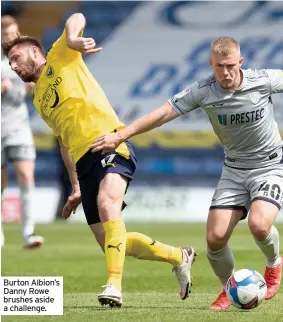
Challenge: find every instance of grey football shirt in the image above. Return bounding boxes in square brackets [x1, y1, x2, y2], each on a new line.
[169, 69, 283, 169]
[1, 55, 29, 138]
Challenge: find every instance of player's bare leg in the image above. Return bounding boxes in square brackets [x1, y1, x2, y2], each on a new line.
[1, 166, 8, 194]
[249, 200, 282, 300]
[13, 159, 44, 249]
[89, 223, 105, 252]
[206, 208, 243, 310]
[97, 173, 128, 308]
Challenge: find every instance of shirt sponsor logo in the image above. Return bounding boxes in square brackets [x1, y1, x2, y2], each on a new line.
[218, 108, 265, 125]
[41, 77, 62, 111]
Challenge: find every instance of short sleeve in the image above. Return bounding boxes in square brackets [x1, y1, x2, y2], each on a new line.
[266, 69, 283, 94]
[47, 29, 82, 62]
[168, 82, 202, 114]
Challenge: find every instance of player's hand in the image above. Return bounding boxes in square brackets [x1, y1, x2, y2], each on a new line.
[62, 188, 82, 220]
[89, 133, 122, 153]
[1, 78, 13, 93]
[67, 37, 102, 54]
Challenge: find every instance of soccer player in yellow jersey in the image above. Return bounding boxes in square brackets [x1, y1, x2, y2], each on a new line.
[2, 13, 197, 307]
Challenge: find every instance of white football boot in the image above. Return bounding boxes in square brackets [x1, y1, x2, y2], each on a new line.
[172, 246, 198, 300]
[98, 283, 123, 308]
[23, 234, 44, 249]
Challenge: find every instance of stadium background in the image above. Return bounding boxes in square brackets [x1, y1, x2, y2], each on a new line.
[2, 1, 283, 224]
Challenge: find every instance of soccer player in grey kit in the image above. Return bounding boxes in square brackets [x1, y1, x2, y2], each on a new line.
[1, 16, 44, 249]
[89, 37, 283, 310]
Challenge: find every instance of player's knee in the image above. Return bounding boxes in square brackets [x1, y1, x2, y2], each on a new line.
[206, 230, 228, 250]
[16, 171, 33, 185]
[97, 193, 121, 220]
[248, 216, 270, 240]
[98, 194, 114, 211]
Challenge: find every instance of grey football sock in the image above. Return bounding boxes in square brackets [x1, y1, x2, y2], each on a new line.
[19, 184, 35, 239]
[207, 244, 235, 288]
[254, 225, 281, 268]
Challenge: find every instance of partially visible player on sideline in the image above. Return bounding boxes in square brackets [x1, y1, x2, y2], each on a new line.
[1, 15, 44, 249]
[89, 38, 283, 310]
[2, 13, 197, 307]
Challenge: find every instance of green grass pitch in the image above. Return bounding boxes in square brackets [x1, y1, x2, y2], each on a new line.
[1, 222, 283, 321]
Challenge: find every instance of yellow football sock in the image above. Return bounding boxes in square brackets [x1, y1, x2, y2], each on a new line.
[126, 232, 183, 267]
[103, 218, 127, 291]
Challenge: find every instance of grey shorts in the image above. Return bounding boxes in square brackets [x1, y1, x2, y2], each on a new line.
[1, 145, 36, 167]
[1, 126, 36, 167]
[210, 163, 283, 219]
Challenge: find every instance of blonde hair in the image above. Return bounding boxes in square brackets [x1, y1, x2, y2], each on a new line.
[210, 37, 240, 56]
[1, 15, 17, 29]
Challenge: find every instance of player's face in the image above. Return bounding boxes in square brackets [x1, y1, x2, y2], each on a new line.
[210, 51, 243, 89]
[8, 45, 37, 82]
[1, 23, 18, 42]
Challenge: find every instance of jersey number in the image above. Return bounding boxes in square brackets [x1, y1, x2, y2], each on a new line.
[101, 154, 116, 168]
[258, 182, 281, 201]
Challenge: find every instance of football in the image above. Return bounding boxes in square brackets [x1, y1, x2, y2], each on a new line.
[226, 269, 267, 309]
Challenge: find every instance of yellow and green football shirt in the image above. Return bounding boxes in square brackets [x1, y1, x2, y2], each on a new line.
[33, 29, 129, 163]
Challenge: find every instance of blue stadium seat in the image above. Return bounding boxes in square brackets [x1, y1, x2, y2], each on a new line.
[42, 28, 62, 53]
[1, 0, 23, 16]
[42, 1, 141, 52]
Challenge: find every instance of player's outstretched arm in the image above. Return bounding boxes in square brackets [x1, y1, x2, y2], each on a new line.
[65, 13, 102, 55]
[89, 102, 179, 152]
[57, 137, 81, 219]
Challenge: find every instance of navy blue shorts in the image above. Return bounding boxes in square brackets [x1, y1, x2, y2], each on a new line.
[76, 142, 137, 225]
